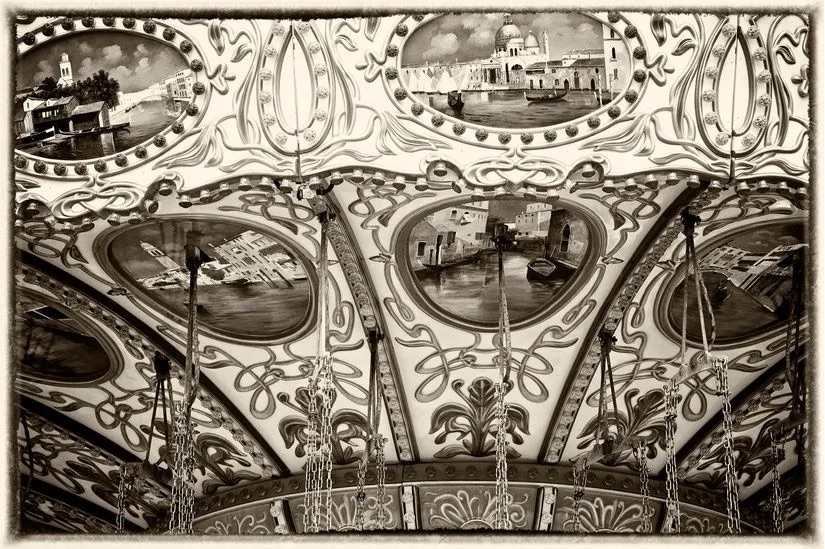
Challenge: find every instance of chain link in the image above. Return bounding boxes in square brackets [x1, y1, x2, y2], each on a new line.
[375, 435, 387, 530]
[304, 354, 335, 533]
[634, 444, 652, 533]
[663, 383, 681, 534]
[770, 427, 785, 534]
[353, 458, 367, 531]
[115, 463, 136, 534]
[713, 357, 741, 534]
[494, 381, 511, 530]
[169, 401, 196, 535]
[572, 462, 587, 533]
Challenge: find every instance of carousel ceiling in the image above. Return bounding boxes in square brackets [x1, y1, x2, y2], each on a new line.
[9, 9, 814, 538]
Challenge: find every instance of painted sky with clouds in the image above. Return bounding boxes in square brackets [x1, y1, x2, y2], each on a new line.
[402, 12, 604, 65]
[16, 31, 187, 93]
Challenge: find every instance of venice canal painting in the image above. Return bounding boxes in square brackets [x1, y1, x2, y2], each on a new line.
[408, 200, 590, 324]
[109, 220, 312, 340]
[400, 13, 631, 128]
[15, 31, 190, 160]
[668, 223, 807, 342]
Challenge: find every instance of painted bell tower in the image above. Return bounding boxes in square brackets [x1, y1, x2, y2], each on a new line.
[57, 52, 74, 87]
[140, 241, 180, 271]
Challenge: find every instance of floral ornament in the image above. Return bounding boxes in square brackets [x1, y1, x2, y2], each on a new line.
[171, 122, 184, 133]
[475, 129, 488, 141]
[453, 123, 466, 135]
[607, 12, 621, 23]
[190, 59, 203, 72]
[162, 27, 176, 41]
[143, 20, 156, 33]
[296, 21, 311, 33]
[411, 103, 424, 116]
[394, 88, 408, 100]
[114, 154, 128, 167]
[102, 17, 116, 26]
[791, 64, 809, 97]
[386, 44, 399, 57]
[33, 160, 47, 174]
[53, 164, 67, 176]
[712, 45, 727, 57]
[14, 156, 27, 169]
[273, 23, 286, 36]
[702, 89, 716, 102]
[316, 87, 329, 99]
[412, 14, 426, 22]
[757, 69, 771, 82]
[81, 17, 95, 28]
[314, 109, 327, 121]
[498, 132, 511, 144]
[122, 18, 135, 29]
[742, 134, 757, 147]
[633, 69, 646, 82]
[704, 112, 719, 125]
[429, 378, 529, 459]
[264, 45, 277, 57]
[308, 42, 321, 54]
[61, 18, 75, 31]
[705, 66, 719, 79]
[22, 32, 36, 45]
[278, 386, 368, 464]
[186, 104, 199, 117]
[561, 496, 645, 533]
[275, 133, 288, 145]
[260, 68, 272, 81]
[385, 67, 398, 80]
[721, 23, 737, 37]
[753, 47, 767, 61]
[587, 117, 601, 129]
[259, 91, 272, 103]
[716, 132, 730, 146]
[264, 114, 277, 126]
[135, 146, 148, 159]
[431, 114, 444, 127]
[74, 163, 88, 175]
[632, 46, 646, 60]
[746, 25, 760, 38]
[624, 25, 638, 38]
[565, 125, 578, 137]
[426, 489, 531, 529]
[303, 129, 316, 141]
[607, 106, 621, 119]
[42, 22, 55, 36]
[396, 24, 409, 37]
[153, 135, 167, 147]
[179, 40, 193, 54]
[757, 93, 771, 107]
[753, 115, 767, 129]
[192, 82, 206, 95]
[624, 89, 638, 103]
[520, 133, 533, 144]
[313, 63, 327, 76]
[93, 160, 107, 173]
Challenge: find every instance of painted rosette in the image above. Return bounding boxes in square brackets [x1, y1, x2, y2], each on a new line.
[14, 16, 208, 176]
[258, 20, 334, 154]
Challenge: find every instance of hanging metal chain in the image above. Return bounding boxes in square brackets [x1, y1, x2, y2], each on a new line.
[770, 427, 785, 534]
[663, 383, 681, 534]
[713, 356, 741, 534]
[493, 227, 512, 531]
[634, 444, 652, 533]
[353, 458, 367, 531]
[115, 463, 136, 534]
[375, 435, 387, 530]
[572, 462, 587, 534]
[168, 401, 196, 535]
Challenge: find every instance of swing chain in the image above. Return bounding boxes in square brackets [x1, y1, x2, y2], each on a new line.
[304, 355, 335, 533]
[663, 383, 681, 534]
[494, 381, 512, 530]
[770, 426, 785, 534]
[169, 402, 196, 535]
[115, 463, 136, 534]
[572, 462, 587, 533]
[634, 444, 652, 533]
[375, 434, 387, 530]
[714, 357, 741, 534]
[354, 458, 367, 531]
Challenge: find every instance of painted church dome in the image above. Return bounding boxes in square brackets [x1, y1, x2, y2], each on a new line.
[495, 14, 522, 49]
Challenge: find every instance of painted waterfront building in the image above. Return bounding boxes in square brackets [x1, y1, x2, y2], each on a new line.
[411, 202, 490, 268]
[515, 203, 553, 239]
[400, 13, 630, 92]
[210, 231, 306, 289]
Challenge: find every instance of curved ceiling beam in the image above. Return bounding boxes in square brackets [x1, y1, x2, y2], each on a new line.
[17, 251, 288, 475]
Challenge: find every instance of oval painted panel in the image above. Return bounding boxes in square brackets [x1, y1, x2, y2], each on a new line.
[15, 30, 189, 160]
[400, 13, 629, 128]
[401, 199, 595, 328]
[15, 296, 113, 384]
[106, 219, 314, 341]
[666, 222, 807, 344]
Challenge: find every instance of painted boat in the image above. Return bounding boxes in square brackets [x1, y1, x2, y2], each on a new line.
[16, 127, 56, 147]
[421, 251, 480, 271]
[57, 122, 131, 137]
[447, 90, 464, 113]
[526, 258, 557, 281]
[524, 89, 568, 102]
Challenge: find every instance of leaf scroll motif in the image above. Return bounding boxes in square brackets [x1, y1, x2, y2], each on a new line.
[429, 378, 529, 459]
